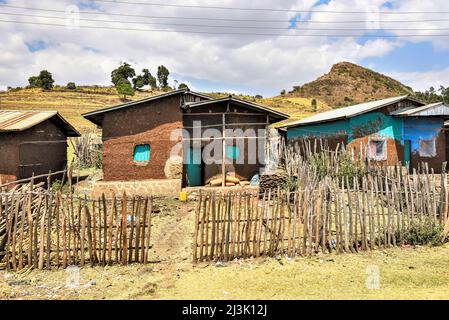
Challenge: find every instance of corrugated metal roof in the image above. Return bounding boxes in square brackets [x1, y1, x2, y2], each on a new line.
[391, 102, 449, 116]
[281, 95, 412, 128]
[0, 110, 80, 136]
[185, 96, 289, 122]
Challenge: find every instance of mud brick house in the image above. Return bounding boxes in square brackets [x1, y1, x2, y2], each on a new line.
[83, 89, 288, 189]
[281, 96, 449, 172]
[0, 110, 80, 184]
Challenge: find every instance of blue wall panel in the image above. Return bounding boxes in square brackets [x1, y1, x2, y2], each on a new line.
[403, 118, 444, 153]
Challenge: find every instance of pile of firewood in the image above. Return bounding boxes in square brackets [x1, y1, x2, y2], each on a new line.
[259, 170, 289, 195]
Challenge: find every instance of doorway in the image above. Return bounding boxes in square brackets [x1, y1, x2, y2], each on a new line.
[403, 140, 411, 172]
[186, 147, 203, 186]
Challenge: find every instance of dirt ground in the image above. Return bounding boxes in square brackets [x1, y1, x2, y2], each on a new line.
[1, 198, 449, 300]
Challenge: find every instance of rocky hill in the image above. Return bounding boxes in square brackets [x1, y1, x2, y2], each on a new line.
[288, 61, 414, 107]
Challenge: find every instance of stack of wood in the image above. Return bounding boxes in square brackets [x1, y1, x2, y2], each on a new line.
[206, 173, 250, 187]
[259, 169, 289, 195]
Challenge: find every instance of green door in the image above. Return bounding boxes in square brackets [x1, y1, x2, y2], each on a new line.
[186, 147, 202, 186]
[404, 140, 411, 171]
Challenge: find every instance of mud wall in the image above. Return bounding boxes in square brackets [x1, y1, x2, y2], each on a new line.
[101, 95, 184, 181]
[0, 120, 68, 181]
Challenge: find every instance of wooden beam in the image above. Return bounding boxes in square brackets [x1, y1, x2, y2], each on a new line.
[184, 112, 266, 116]
[222, 112, 226, 187]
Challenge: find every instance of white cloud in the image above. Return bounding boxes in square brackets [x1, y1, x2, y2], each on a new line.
[390, 67, 449, 91]
[0, 0, 446, 96]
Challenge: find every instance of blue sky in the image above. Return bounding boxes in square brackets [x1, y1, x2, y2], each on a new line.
[362, 41, 449, 73]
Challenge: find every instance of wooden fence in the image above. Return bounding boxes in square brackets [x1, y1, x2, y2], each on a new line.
[193, 166, 449, 262]
[0, 188, 153, 271]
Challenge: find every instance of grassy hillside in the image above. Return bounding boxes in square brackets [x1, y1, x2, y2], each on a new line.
[289, 61, 414, 107]
[0, 87, 328, 132]
[208, 92, 330, 127]
[0, 87, 166, 133]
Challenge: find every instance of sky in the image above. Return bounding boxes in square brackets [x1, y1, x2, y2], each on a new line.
[1, 0, 449, 97]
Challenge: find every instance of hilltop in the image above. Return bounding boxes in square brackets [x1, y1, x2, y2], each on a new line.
[287, 61, 414, 107]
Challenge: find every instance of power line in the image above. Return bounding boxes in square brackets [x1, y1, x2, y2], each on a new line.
[3, 4, 449, 24]
[2, 18, 449, 37]
[3, 12, 449, 32]
[92, 0, 449, 14]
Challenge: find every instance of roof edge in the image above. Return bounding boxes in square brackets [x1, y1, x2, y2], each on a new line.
[280, 95, 418, 129]
[82, 89, 213, 121]
[185, 96, 290, 120]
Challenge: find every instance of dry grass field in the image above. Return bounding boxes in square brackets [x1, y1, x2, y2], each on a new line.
[1, 197, 448, 300]
[0, 87, 167, 133]
[0, 87, 328, 133]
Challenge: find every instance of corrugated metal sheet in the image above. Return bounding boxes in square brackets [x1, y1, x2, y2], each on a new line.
[0, 110, 57, 131]
[391, 102, 449, 117]
[281, 95, 411, 128]
[0, 110, 80, 136]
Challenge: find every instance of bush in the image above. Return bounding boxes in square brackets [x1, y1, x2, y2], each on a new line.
[52, 179, 62, 192]
[402, 218, 444, 246]
[307, 150, 366, 185]
[67, 82, 76, 90]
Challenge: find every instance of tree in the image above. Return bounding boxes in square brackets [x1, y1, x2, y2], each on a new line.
[66, 82, 76, 90]
[115, 78, 135, 100]
[142, 69, 157, 89]
[28, 70, 55, 90]
[280, 89, 286, 96]
[178, 83, 190, 90]
[111, 62, 136, 86]
[255, 94, 263, 99]
[28, 76, 40, 88]
[311, 98, 317, 111]
[157, 65, 170, 89]
[38, 70, 55, 90]
[132, 75, 145, 90]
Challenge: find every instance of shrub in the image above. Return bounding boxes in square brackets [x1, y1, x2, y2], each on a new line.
[307, 150, 366, 185]
[52, 179, 62, 192]
[402, 218, 444, 246]
[67, 82, 76, 90]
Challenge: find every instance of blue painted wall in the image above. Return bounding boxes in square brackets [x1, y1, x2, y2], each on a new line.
[348, 112, 403, 141]
[287, 120, 348, 139]
[403, 118, 444, 153]
[287, 112, 403, 142]
[286, 112, 444, 153]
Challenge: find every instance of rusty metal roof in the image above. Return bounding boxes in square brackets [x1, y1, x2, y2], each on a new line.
[0, 110, 80, 136]
[280, 95, 419, 128]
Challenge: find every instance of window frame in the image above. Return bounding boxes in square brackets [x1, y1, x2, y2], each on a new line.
[133, 144, 151, 164]
[418, 138, 436, 158]
[367, 138, 387, 161]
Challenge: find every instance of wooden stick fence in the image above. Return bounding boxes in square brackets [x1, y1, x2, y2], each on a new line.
[0, 190, 153, 271]
[193, 168, 449, 262]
